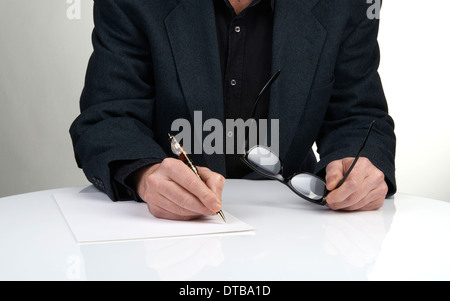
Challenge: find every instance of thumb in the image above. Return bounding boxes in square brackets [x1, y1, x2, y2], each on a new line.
[325, 160, 345, 191]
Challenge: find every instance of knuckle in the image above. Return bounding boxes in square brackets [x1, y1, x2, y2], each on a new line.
[374, 170, 385, 183]
[161, 157, 177, 169]
[216, 174, 226, 186]
[147, 174, 162, 191]
[379, 183, 389, 197]
[346, 193, 359, 205]
[325, 161, 338, 173]
[346, 178, 359, 191]
[359, 157, 370, 166]
[199, 189, 215, 205]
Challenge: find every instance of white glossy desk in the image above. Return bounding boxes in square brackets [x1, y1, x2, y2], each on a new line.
[1, 179, 449, 281]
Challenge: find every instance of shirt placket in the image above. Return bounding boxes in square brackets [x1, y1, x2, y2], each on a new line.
[224, 15, 246, 120]
[224, 15, 246, 157]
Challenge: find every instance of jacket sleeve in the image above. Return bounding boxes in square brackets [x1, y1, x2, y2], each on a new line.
[69, 0, 167, 201]
[314, 5, 397, 196]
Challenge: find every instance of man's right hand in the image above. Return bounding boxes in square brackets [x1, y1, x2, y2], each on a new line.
[134, 158, 225, 221]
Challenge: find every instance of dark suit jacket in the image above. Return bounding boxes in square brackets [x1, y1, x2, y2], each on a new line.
[70, 0, 396, 201]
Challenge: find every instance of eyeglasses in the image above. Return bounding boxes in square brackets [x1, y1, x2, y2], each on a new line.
[240, 70, 375, 206]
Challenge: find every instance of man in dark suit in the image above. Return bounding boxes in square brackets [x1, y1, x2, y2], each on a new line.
[70, 0, 396, 220]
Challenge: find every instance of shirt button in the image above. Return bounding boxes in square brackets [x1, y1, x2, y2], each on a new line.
[230, 79, 237, 86]
[234, 26, 241, 33]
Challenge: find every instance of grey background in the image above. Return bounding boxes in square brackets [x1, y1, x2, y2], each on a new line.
[0, 0, 92, 196]
[1, 0, 450, 201]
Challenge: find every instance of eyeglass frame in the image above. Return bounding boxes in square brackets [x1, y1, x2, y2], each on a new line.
[239, 69, 375, 206]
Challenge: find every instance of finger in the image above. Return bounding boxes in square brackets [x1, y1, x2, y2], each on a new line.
[155, 177, 218, 215]
[328, 161, 388, 211]
[328, 174, 373, 210]
[327, 176, 368, 210]
[326, 166, 366, 209]
[197, 167, 226, 199]
[325, 159, 347, 191]
[326, 157, 377, 209]
[159, 158, 222, 213]
[346, 172, 388, 211]
[341, 184, 387, 211]
[147, 202, 202, 221]
[357, 198, 384, 211]
[341, 164, 387, 211]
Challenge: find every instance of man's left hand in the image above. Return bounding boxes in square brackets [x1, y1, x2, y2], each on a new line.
[325, 157, 388, 211]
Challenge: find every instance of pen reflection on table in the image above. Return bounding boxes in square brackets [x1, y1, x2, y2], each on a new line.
[168, 134, 226, 223]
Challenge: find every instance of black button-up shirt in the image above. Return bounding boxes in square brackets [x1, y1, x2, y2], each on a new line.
[214, 0, 274, 178]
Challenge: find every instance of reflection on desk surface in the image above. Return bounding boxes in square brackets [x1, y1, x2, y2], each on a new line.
[78, 191, 395, 281]
[0, 180, 449, 280]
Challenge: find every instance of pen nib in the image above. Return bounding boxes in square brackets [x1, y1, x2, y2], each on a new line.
[217, 210, 226, 223]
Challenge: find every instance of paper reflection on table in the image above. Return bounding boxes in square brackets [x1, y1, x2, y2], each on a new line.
[144, 235, 224, 280]
[78, 234, 228, 280]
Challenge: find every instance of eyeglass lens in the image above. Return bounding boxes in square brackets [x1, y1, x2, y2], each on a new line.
[290, 174, 327, 200]
[246, 146, 327, 199]
[247, 147, 281, 174]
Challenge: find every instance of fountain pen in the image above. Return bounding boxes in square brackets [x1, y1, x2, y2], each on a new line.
[168, 134, 226, 223]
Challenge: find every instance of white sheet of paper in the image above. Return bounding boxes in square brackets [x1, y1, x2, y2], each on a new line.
[53, 192, 253, 243]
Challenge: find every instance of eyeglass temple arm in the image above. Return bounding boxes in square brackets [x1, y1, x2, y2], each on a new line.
[248, 69, 281, 121]
[244, 70, 281, 151]
[334, 120, 375, 190]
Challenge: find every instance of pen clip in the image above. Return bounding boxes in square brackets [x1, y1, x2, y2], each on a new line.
[168, 134, 183, 156]
[168, 133, 201, 179]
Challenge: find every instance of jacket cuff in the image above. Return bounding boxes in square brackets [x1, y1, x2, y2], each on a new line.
[111, 158, 163, 201]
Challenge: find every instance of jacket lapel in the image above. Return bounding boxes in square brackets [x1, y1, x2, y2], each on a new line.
[164, 0, 327, 173]
[164, 0, 226, 173]
[269, 0, 326, 160]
